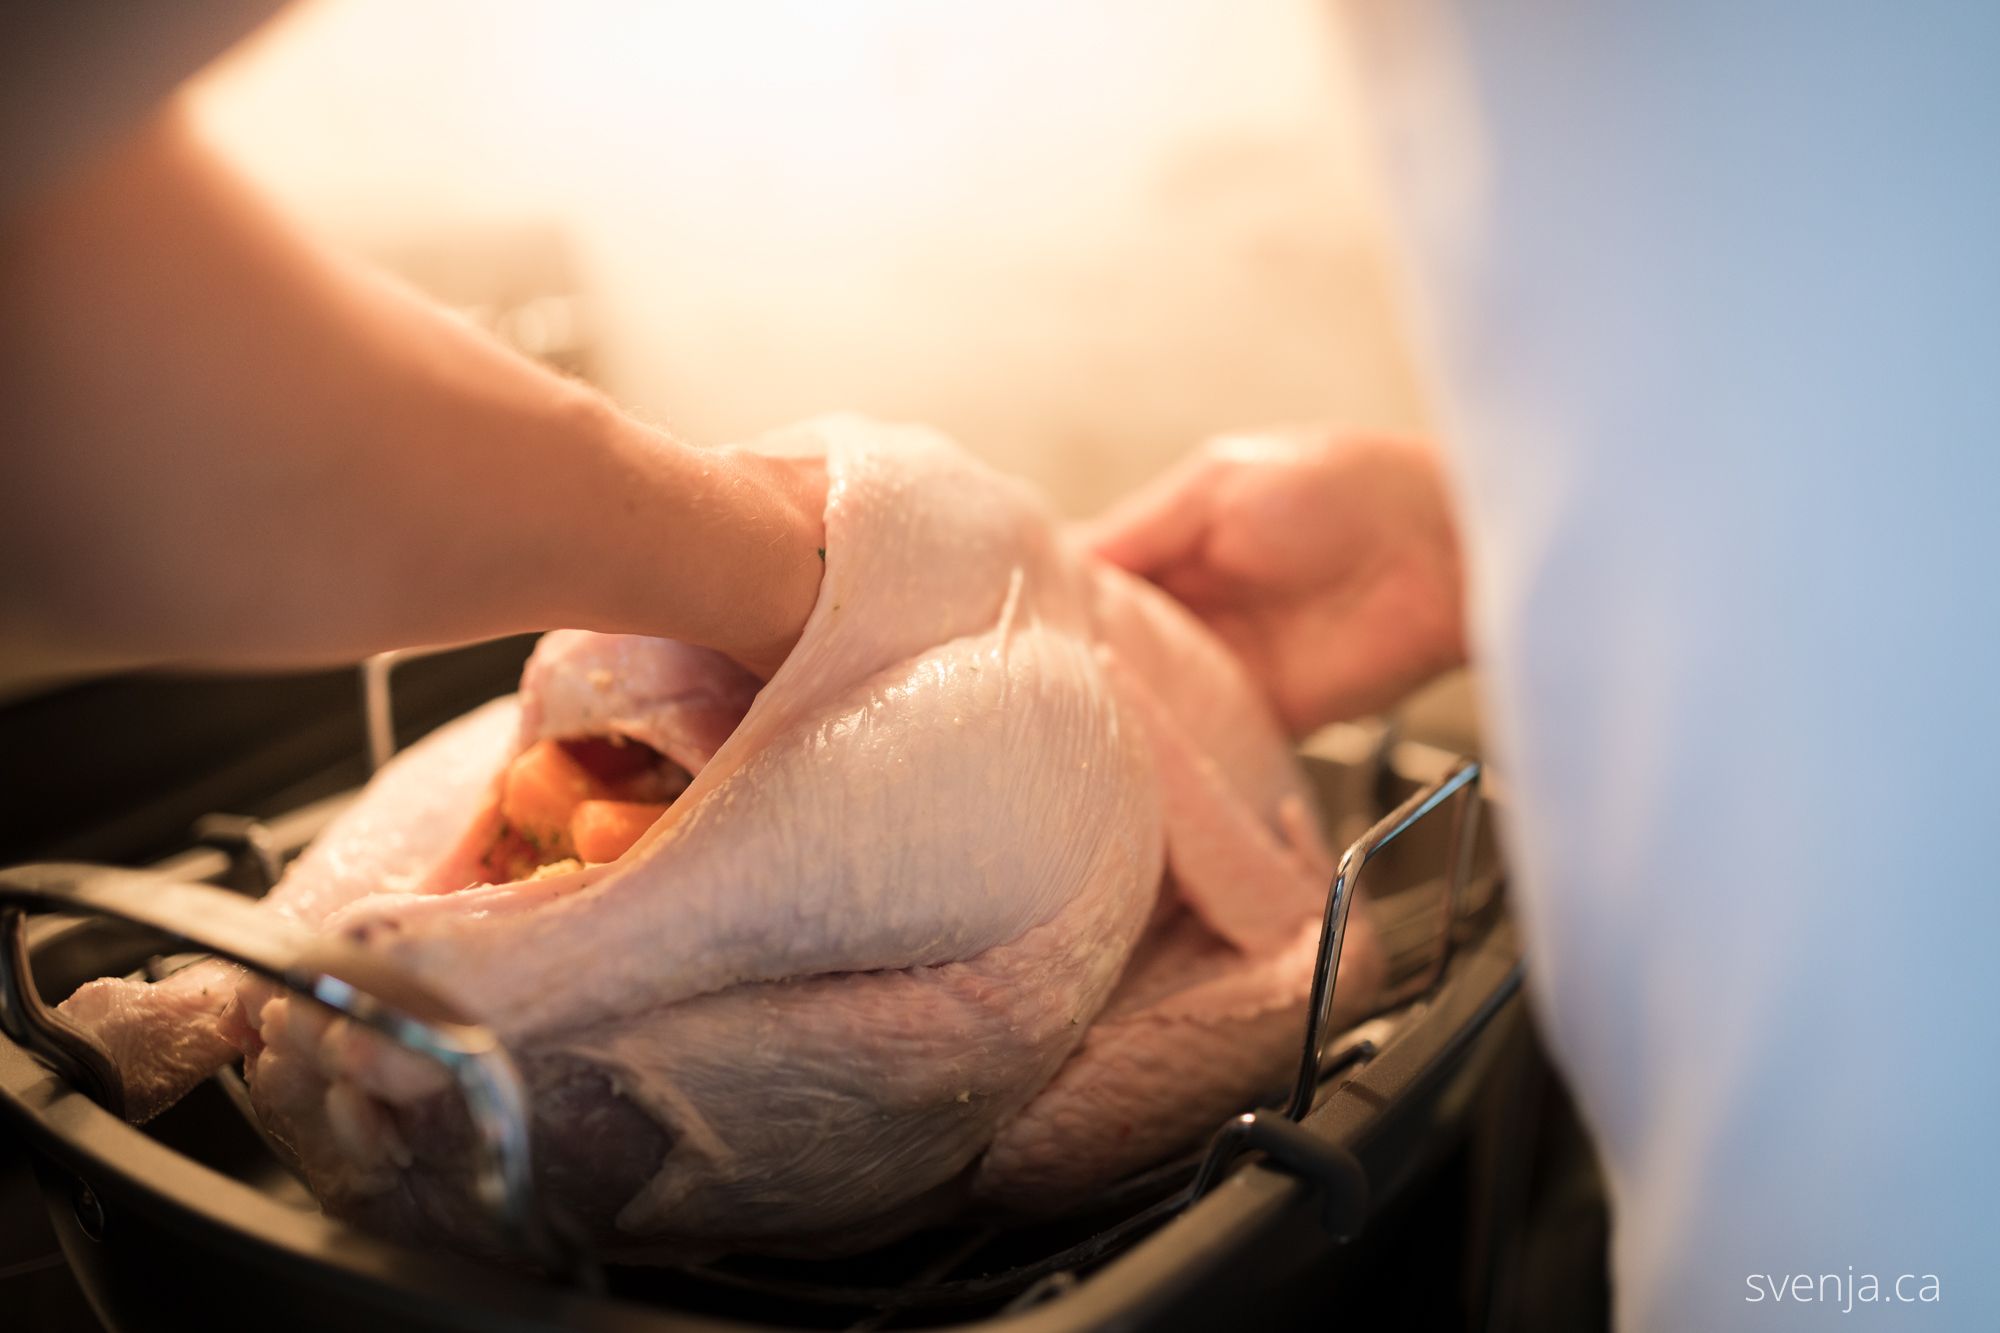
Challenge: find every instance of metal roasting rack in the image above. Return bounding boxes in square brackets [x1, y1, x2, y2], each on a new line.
[0, 866, 590, 1284]
[0, 649, 1496, 1321]
[361, 644, 474, 775]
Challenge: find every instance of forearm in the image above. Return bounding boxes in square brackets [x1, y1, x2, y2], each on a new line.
[0, 105, 821, 682]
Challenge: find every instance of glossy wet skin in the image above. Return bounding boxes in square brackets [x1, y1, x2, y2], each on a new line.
[57, 416, 1384, 1258]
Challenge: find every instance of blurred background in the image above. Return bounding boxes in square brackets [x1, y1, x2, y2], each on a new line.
[0, 0, 1475, 869]
[183, 0, 1432, 516]
[7, 14, 1560, 1329]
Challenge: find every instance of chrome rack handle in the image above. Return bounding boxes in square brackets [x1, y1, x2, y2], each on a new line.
[363, 637, 524, 773]
[1283, 757, 1482, 1121]
[1184, 752, 1488, 1232]
[0, 862, 594, 1286]
[361, 644, 464, 773]
[1183, 757, 1485, 1230]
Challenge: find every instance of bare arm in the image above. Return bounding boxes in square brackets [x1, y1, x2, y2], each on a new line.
[0, 104, 825, 684]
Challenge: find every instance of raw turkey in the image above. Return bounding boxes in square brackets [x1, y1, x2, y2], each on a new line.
[57, 415, 1385, 1258]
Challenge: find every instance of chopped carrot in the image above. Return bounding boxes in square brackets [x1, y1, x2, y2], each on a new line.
[570, 799, 670, 864]
[490, 737, 684, 875]
[499, 739, 597, 859]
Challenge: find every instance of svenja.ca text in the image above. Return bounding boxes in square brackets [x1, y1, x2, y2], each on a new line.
[1746, 1270, 1941, 1313]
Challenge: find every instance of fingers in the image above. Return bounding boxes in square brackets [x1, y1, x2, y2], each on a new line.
[1152, 556, 1249, 611]
[1084, 428, 1335, 576]
[1080, 449, 1221, 577]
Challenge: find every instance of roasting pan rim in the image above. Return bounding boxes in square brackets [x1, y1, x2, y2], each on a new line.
[0, 912, 1519, 1333]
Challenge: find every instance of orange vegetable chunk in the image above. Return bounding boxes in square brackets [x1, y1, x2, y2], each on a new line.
[570, 799, 670, 864]
[499, 739, 597, 857]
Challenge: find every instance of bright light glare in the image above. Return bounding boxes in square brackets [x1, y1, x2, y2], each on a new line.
[189, 0, 1426, 514]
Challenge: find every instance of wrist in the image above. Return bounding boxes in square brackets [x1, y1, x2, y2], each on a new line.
[710, 444, 829, 676]
[574, 411, 827, 677]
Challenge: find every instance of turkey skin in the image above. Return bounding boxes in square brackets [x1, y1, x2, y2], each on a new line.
[58, 416, 1384, 1258]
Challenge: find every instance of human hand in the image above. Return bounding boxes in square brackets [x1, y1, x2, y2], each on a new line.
[727, 447, 830, 678]
[657, 442, 829, 681]
[1085, 428, 1467, 735]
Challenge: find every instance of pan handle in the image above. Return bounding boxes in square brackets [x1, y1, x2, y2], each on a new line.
[0, 863, 593, 1284]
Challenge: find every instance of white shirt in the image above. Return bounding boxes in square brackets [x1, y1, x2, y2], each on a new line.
[1353, 3, 2000, 1327]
